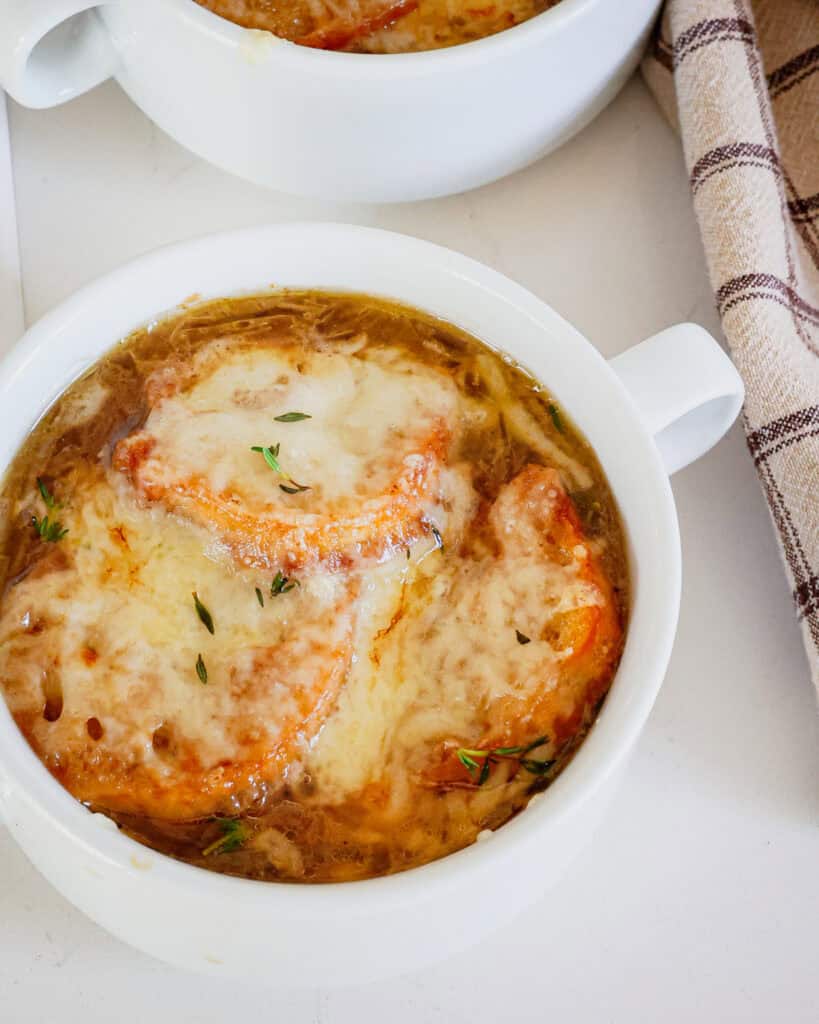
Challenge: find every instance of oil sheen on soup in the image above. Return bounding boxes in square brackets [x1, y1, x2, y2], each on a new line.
[195, 0, 562, 52]
[0, 290, 627, 883]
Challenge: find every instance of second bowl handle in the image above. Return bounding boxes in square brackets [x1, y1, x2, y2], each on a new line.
[0, 0, 119, 109]
[609, 323, 744, 476]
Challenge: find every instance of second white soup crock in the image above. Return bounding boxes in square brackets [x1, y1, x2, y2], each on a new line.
[0, 0, 663, 200]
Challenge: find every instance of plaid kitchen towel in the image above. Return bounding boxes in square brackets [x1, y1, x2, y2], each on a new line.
[643, 0, 819, 693]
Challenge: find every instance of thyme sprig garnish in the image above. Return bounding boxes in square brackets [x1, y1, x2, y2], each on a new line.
[31, 514, 68, 543]
[201, 817, 248, 856]
[32, 477, 67, 542]
[270, 570, 299, 596]
[455, 735, 553, 787]
[274, 412, 311, 422]
[251, 442, 311, 494]
[251, 443, 282, 473]
[196, 653, 208, 685]
[548, 402, 565, 434]
[192, 592, 215, 634]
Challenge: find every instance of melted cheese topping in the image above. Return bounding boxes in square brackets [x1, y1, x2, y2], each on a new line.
[0, 292, 626, 879]
[307, 466, 617, 800]
[0, 468, 363, 818]
[115, 342, 457, 572]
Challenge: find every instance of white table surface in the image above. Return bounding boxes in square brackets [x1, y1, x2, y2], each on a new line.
[3, 74, 819, 1023]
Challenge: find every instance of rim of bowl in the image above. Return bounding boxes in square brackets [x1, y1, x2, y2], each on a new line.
[0, 223, 681, 912]
[164, 0, 604, 70]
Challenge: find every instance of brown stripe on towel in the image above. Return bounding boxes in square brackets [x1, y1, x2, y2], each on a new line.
[673, 16, 755, 66]
[788, 194, 819, 225]
[715, 273, 819, 332]
[747, 406, 819, 455]
[794, 575, 819, 621]
[767, 44, 819, 99]
[640, 0, 819, 689]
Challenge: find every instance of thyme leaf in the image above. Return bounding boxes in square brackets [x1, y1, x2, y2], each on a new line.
[454, 735, 552, 786]
[255, 586, 264, 607]
[36, 477, 61, 510]
[196, 653, 208, 685]
[252, 443, 310, 493]
[274, 412, 311, 422]
[201, 817, 247, 856]
[251, 444, 283, 474]
[31, 514, 68, 543]
[515, 629, 531, 645]
[431, 525, 444, 551]
[519, 758, 556, 777]
[457, 749, 480, 775]
[192, 592, 215, 634]
[548, 402, 564, 434]
[494, 735, 549, 757]
[270, 570, 299, 596]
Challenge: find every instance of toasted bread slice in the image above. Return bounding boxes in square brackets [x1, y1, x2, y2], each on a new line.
[0, 473, 361, 820]
[114, 340, 456, 573]
[420, 465, 623, 788]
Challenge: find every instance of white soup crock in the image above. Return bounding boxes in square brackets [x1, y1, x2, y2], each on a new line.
[0, 0, 662, 201]
[0, 224, 742, 983]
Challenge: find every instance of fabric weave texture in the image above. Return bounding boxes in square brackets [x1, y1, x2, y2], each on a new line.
[642, 0, 819, 692]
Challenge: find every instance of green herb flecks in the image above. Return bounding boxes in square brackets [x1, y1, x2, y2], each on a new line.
[251, 442, 310, 494]
[457, 749, 480, 774]
[31, 514, 68, 543]
[32, 477, 67, 541]
[274, 412, 311, 423]
[255, 587, 264, 607]
[36, 477, 61, 510]
[279, 480, 311, 495]
[270, 570, 299, 596]
[192, 592, 215, 634]
[515, 629, 531, 645]
[548, 402, 565, 434]
[196, 653, 208, 685]
[201, 817, 248, 857]
[519, 758, 554, 776]
[454, 735, 553, 787]
[250, 443, 283, 474]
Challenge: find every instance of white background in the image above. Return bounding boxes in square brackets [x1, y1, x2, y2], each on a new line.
[2, 74, 818, 1022]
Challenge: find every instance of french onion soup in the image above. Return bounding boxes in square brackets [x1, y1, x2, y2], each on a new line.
[0, 291, 627, 882]
[195, 0, 562, 52]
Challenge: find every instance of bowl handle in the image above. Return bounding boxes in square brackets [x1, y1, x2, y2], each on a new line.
[0, 0, 119, 109]
[609, 323, 744, 476]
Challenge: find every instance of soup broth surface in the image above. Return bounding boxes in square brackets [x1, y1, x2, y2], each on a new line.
[0, 291, 627, 882]
[196, 0, 562, 52]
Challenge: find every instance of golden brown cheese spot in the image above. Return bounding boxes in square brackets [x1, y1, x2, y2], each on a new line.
[0, 474, 363, 819]
[114, 342, 458, 573]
